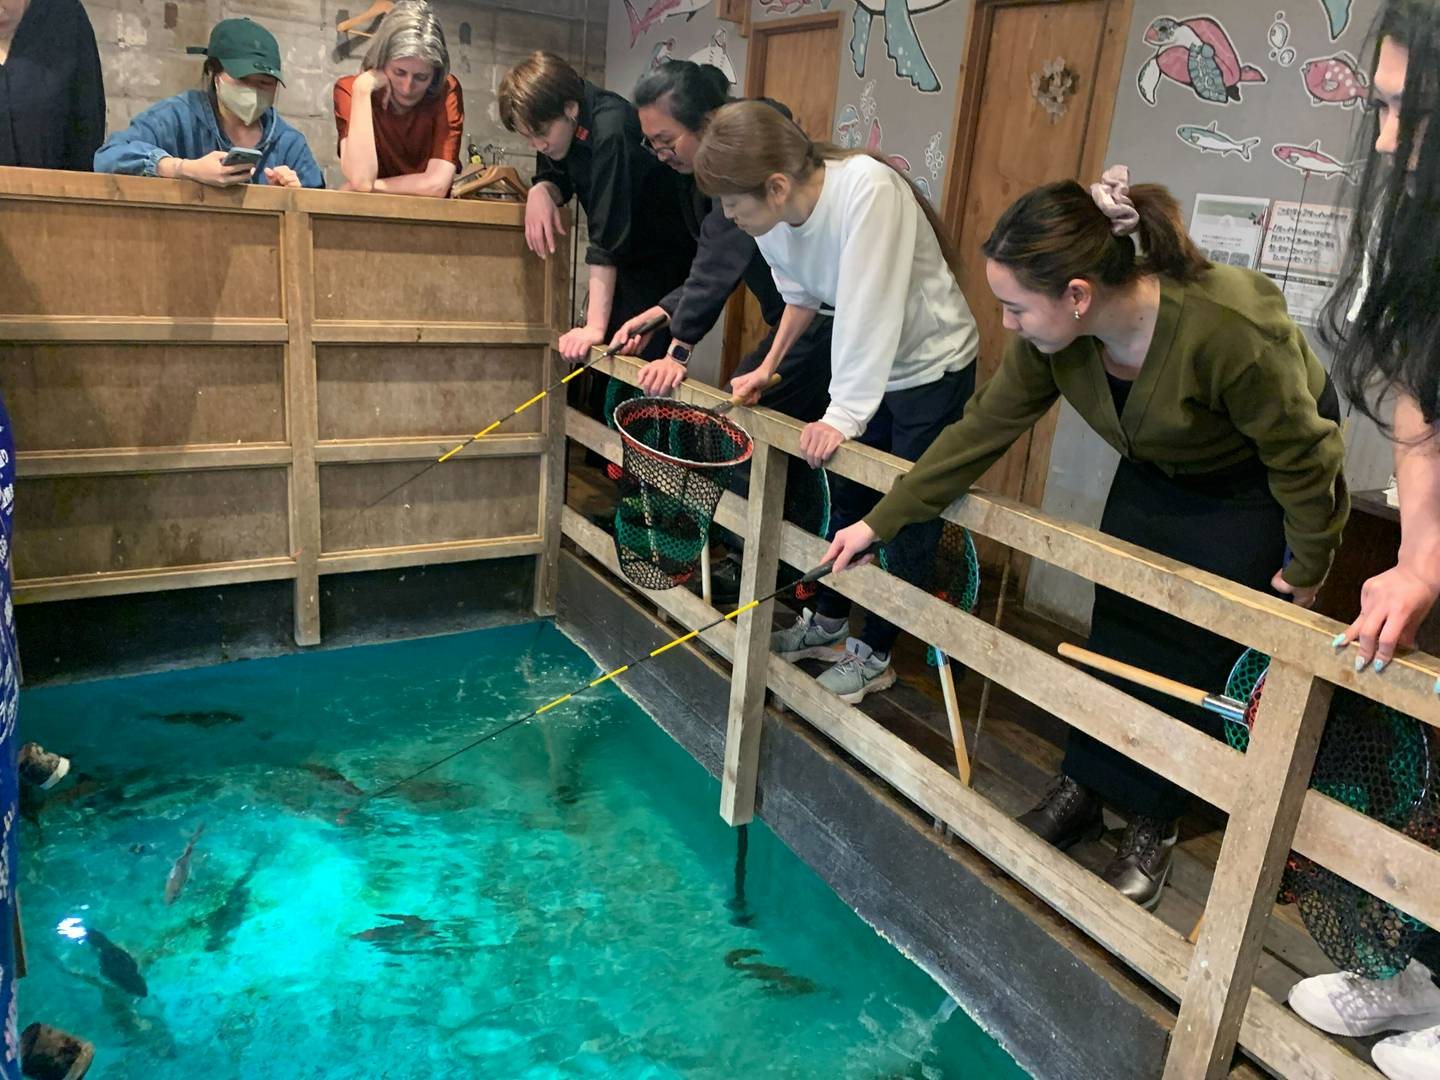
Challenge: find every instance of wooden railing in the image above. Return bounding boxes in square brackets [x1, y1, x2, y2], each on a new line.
[563, 353, 1440, 1080]
[0, 168, 568, 643]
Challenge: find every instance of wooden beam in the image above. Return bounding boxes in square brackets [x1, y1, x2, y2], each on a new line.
[17, 445, 292, 477]
[1165, 664, 1333, 1079]
[317, 534, 543, 575]
[721, 439, 787, 825]
[283, 208, 322, 646]
[533, 346, 567, 617]
[14, 556, 296, 603]
[314, 435, 544, 464]
[310, 321, 553, 345]
[588, 357, 1440, 724]
[0, 317, 289, 343]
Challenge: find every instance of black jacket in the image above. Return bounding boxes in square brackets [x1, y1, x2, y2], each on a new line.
[0, 0, 105, 170]
[532, 80, 693, 300]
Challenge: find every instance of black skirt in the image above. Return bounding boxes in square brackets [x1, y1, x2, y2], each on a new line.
[1062, 454, 1287, 820]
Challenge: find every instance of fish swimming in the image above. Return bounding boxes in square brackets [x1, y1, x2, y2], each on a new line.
[86, 929, 148, 998]
[724, 948, 819, 996]
[300, 764, 363, 797]
[1176, 121, 1261, 161]
[145, 711, 243, 728]
[164, 823, 204, 905]
[351, 913, 437, 947]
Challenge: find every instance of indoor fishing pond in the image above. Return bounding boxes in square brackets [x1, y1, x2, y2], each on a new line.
[15, 622, 1028, 1078]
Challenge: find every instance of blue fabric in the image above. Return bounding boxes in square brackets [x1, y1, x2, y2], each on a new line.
[94, 90, 324, 188]
[0, 395, 18, 1078]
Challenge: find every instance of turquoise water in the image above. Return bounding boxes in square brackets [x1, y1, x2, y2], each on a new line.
[18, 623, 1027, 1079]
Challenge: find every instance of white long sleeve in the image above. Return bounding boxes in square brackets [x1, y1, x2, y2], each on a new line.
[755, 155, 979, 438]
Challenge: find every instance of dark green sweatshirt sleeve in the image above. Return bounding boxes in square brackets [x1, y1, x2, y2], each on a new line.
[865, 338, 1061, 540]
[1217, 328, 1349, 587]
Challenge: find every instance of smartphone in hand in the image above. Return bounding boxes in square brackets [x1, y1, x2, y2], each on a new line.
[221, 146, 263, 168]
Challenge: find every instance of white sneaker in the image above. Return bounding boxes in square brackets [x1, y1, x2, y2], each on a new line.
[815, 638, 897, 704]
[1374, 1024, 1440, 1080]
[770, 608, 847, 662]
[1288, 961, 1440, 1037]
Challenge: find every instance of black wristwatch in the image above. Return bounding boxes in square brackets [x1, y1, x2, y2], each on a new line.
[666, 342, 692, 366]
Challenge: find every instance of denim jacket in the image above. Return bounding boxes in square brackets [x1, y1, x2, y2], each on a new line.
[94, 90, 324, 188]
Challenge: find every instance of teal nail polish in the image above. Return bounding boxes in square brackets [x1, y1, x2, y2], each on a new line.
[1374, 659, 1388, 674]
[1332, 633, 1347, 648]
[1434, 677, 1440, 695]
[1355, 656, 1367, 673]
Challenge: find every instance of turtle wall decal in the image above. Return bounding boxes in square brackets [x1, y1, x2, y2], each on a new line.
[1137, 15, 1268, 106]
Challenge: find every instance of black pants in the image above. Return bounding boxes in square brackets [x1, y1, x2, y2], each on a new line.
[732, 314, 834, 424]
[812, 364, 977, 654]
[1062, 456, 1287, 819]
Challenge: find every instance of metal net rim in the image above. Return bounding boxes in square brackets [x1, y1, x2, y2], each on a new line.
[612, 397, 754, 471]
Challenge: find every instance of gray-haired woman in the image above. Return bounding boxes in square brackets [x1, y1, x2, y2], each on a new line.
[333, 0, 463, 197]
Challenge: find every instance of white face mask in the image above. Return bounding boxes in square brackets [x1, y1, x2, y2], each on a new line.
[215, 76, 274, 126]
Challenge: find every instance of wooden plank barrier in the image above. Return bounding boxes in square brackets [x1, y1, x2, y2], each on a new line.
[566, 354, 1440, 1080]
[0, 167, 568, 643]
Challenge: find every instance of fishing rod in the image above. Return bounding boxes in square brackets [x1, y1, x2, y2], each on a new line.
[347, 312, 670, 521]
[339, 551, 864, 822]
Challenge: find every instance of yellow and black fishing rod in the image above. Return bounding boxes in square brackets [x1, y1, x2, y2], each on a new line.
[352, 312, 670, 518]
[338, 553, 859, 822]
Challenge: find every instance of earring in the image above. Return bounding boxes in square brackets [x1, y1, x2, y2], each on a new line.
[1073, 308, 1081, 321]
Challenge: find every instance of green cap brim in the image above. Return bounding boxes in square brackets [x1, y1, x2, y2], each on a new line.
[217, 57, 286, 85]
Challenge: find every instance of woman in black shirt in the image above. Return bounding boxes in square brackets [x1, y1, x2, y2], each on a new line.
[0, 0, 105, 170]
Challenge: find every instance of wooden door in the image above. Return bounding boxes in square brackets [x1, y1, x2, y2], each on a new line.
[942, 0, 1133, 561]
[719, 12, 842, 384]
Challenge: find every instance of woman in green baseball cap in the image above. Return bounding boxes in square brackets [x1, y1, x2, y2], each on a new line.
[94, 17, 324, 188]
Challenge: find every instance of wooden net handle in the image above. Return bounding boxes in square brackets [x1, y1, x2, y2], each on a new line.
[1057, 642, 1211, 708]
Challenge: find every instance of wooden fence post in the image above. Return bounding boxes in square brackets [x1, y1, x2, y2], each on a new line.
[533, 345, 566, 617]
[1163, 661, 1333, 1078]
[719, 438, 787, 825]
[282, 206, 321, 646]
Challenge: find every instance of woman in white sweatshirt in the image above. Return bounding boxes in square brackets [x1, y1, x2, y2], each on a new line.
[692, 100, 982, 703]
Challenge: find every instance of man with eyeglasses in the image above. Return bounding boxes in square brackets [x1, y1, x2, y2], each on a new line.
[498, 50, 695, 366]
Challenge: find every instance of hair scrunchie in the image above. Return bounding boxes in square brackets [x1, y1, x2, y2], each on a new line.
[1090, 165, 1140, 237]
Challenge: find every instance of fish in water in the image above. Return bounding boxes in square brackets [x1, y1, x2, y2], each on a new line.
[205, 852, 263, 953]
[1175, 121, 1261, 161]
[352, 914, 437, 948]
[86, 929, 148, 998]
[144, 710, 243, 728]
[164, 823, 205, 905]
[301, 763, 363, 797]
[723, 948, 819, 997]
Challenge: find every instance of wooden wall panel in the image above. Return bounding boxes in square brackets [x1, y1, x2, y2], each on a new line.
[319, 456, 541, 553]
[14, 468, 289, 580]
[309, 218, 546, 324]
[0, 201, 282, 319]
[0, 344, 285, 450]
[315, 344, 544, 440]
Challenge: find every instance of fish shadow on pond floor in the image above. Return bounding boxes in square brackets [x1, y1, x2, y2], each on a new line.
[142, 710, 245, 728]
[204, 852, 265, 954]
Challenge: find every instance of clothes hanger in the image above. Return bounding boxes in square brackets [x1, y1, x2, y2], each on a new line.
[337, 0, 393, 37]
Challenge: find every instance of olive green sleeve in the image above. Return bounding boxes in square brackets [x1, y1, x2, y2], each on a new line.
[864, 340, 1061, 541]
[1218, 330, 1350, 587]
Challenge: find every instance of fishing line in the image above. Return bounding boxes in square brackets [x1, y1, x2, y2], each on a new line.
[336, 312, 670, 540]
[338, 553, 863, 822]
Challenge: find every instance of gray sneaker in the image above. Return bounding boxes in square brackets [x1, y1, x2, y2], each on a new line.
[816, 638, 897, 704]
[771, 608, 847, 662]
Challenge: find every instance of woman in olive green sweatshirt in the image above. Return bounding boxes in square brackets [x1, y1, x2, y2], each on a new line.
[824, 168, 1349, 910]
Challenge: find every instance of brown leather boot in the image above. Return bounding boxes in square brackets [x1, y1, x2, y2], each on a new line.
[1017, 775, 1103, 850]
[20, 1023, 94, 1080]
[1101, 815, 1178, 911]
